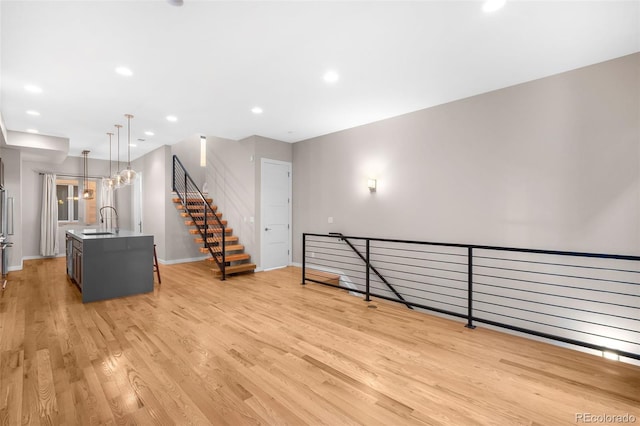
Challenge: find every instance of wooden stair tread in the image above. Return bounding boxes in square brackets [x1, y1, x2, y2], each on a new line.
[199, 244, 244, 254]
[185, 219, 228, 226]
[207, 253, 250, 262]
[180, 212, 222, 218]
[189, 228, 233, 235]
[173, 197, 213, 203]
[305, 269, 340, 286]
[173, 189, 255, 279]
[194, 236, 239, 244]
[176, 204, 217, 211]
[212, 263, 257, 277]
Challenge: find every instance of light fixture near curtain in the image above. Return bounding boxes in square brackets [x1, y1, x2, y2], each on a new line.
[81, 150, 95, 200]
[120, 113, 137, 185]
[113, 124, 124, 189]
[103, 132, 115, 189]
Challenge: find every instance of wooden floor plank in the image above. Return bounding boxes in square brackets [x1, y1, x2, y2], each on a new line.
[1, 258, 639, 425]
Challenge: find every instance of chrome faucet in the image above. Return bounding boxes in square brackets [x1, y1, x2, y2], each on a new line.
[99, 206, 119, 233]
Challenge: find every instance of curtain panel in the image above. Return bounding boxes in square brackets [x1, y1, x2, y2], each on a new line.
[40, 173, 58, 256]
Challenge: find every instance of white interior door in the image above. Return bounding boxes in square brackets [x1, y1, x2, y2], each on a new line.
[132, 172, 143, 233]
[261, 159, 291, 270]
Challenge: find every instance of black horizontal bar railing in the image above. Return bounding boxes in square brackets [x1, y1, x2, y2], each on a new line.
[329, 232, 413, 309]
[172, 155, 226, 280]
[302, 232, 640, 362]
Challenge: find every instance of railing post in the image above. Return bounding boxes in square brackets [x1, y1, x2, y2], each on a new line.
[466, 246, 476, 329]
[301, 233, 306, 285]
[221, 222, 226, 281]
[172, 156, 176, 192]
[365, 239, 371, 302]
[203, 203, 207, 249]
[183, 173, 187, 206]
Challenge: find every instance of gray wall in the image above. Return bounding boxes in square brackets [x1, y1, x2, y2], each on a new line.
[202, 135, 293, 269]
[292, 53, 640, 262]
[166, 138, 204, 262]
[3, 148, 21, 269]
[206, 136, 257, 264]
[21, 154, 112, 262]
[253, 135, 293, 268]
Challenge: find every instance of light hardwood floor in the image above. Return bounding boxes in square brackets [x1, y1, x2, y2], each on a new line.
[1, 258, 639, 425]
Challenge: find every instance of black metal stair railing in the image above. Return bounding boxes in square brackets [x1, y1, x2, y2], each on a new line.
[302, 232, 640, 363]
[172, 155, 226, 280]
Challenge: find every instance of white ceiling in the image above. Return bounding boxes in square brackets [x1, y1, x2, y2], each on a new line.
[1, 0, 639, 161]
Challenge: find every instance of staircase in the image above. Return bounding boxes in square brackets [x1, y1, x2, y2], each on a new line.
[172, 155, 256, 280]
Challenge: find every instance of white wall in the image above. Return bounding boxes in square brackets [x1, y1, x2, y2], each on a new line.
[292, 53, 640, 262]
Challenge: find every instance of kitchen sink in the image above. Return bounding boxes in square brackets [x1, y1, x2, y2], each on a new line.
[82, 231, 113, 235]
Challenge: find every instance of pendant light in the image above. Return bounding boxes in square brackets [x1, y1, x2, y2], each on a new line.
[81, 150, 95, 200]
[113, 124, 124, 189]
[120, 113, 137, 185]
[103, 132, 115, 189]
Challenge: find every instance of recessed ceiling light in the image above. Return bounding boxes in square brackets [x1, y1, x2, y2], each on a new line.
[115, 66, 133, 76]
[166, 115, 178, 122]
[251, 106, 263, 114]
[323, 70, 339, 83]
[144, 131, 154, 136]
[26, 129, 39, 134]
[483, 0, 506, 13]
[24, 84, 43, 94]
[26, 110, 40, 116]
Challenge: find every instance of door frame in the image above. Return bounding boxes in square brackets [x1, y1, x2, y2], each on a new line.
[260, 158, 292, 271]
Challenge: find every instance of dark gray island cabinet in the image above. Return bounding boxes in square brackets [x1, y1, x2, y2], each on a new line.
[66, 229, 154, 303]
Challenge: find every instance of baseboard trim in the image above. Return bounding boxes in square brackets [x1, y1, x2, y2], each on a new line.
[158, 256, 209, 265]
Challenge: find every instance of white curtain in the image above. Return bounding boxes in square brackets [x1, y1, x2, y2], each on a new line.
[100, 179, 115, 229]
[40, 173, 58, 256]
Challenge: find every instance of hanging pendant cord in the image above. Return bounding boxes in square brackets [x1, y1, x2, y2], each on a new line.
[125, 114, 133, 169]
[107, 133, 112, 176]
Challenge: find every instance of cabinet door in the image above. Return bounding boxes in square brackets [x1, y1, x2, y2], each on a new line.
[77, 252, 83, 289]
[66, 238, 73, 277]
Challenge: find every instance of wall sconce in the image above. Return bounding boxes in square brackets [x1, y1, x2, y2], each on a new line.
[367, 178, 377, 192]
[200, 135, 206, 167]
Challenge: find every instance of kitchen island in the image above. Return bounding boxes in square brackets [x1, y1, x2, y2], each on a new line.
[66, 229, 154, 303]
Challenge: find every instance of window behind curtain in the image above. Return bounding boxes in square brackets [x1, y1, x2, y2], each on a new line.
[56, 178, 97, 223]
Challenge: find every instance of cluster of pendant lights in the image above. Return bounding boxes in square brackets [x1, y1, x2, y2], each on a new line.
[103, 114, 137, 189]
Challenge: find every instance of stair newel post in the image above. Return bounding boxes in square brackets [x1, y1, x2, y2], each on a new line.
[203, 198, 207, 250]
[183, 173, 188, 208]
[172, 156, 176, 192]
[301, 233, 306, 285]
[466, 246, 476, 329]
[365, 239, 371, 302]
[221, 221, 226, 281]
